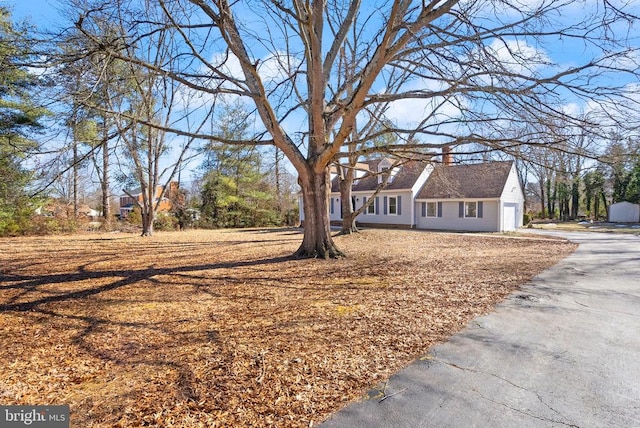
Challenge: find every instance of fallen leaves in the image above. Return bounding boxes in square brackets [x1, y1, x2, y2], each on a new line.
[0, 228, 576, 427]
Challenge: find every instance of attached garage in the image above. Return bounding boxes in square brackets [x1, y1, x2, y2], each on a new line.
[502, 203, 518, 232]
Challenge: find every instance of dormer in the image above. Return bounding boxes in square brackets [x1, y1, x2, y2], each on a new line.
[377, 158, 398, 184]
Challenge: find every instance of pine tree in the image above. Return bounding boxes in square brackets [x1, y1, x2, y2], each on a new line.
[0, 8, 48, 235]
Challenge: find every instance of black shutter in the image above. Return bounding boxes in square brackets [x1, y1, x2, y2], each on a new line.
[478, 201, 483, 218]
[437, 202, 443, 217]
[383, 196, 388, 215]
[421, 202, 426, 217]
[459, 202, 464, 218]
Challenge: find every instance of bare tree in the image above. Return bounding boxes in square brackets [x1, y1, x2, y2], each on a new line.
[114, 26, 205, 236]
[55, 22, 134, 230]
[69, 0, 640, 257]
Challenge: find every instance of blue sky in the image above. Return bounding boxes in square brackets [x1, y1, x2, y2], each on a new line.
[3, 0, 61, 27]
[5, 0, 640, 168]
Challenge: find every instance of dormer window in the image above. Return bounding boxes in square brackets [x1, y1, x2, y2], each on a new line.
[377, 159, 395, 184]
[380, 167, 390, 184]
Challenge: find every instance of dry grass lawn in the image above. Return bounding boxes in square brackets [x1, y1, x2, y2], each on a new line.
[0, 228, 576, 427]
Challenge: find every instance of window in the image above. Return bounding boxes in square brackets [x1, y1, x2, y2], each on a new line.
[381, 167, 390, 183]
[465, 201, 477, 218]
[382, 196, 401, 215]
[388, 196, 397, 215]
[426, 202, 437, 217]
[367, 199, 375, 214]
[459, 201, 483, 218]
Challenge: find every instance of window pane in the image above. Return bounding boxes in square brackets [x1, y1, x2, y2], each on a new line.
[465, 201, 477, 217]
[389, 196, 397, 214]
[426, 202, 436, 217]
[367, 202, 375, 214]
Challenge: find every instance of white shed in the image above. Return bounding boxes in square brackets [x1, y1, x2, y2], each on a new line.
[609, 201, 640, 223]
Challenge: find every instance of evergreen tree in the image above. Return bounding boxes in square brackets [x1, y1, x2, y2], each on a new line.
[0, 8, 48, 235]
[199, 101, 278, 228]
[625, 162, 640, 204]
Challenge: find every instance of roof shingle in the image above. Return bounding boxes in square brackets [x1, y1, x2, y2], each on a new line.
[416, 161, 514, 199]
[350, 160, 428, 192]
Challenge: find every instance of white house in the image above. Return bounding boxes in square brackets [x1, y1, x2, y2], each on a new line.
[300, 158, 525, 232]
[609, 201, 640, 223]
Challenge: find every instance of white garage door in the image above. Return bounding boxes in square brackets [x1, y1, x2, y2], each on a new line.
[503, 204, 517, 231]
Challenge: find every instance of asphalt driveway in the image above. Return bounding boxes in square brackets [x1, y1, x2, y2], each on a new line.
[321, 231, 640, 427]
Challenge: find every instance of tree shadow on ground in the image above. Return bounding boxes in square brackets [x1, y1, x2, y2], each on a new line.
[0, 255, 295, 312]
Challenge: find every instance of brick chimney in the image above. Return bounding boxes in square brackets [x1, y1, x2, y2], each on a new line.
[442, 145, 453, 166]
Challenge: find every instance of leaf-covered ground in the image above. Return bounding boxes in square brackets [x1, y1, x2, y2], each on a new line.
[0, 228, 576, 427]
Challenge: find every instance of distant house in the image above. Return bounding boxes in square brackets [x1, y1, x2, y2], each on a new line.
[299, 158, 524, 232]
[609, 201, 640, 223]
[35, 201, 100, 219]
[119, 182, 180, 218]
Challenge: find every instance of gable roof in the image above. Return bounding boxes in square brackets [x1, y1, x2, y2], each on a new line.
[416, 161, 514, 199]
[343, 160, 428, 192]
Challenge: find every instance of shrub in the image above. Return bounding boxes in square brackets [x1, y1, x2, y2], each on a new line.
[126, 207, 142, 225]
[154, 213, 179, 231]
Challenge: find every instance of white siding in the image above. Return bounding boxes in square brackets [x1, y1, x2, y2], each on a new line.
[329, 196, 343, 222]
[415, 200, 500, 232]
[499, 165, 525, 230]
[354, 190, 414, 226]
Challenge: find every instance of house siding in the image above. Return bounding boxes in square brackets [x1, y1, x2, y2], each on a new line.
[499, 164, 525, 230]
[415, 200, 501, 232]
[354, 190, 414, 226]
[329, 196, 343, 222]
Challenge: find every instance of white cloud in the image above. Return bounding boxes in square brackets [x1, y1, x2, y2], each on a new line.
[484, 39, 551, 76]
[380, 77, 469, 135]
[257, 51, 302, 83]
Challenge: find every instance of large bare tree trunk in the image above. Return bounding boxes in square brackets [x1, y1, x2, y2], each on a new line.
[296, 168, 344, 259]
[339, 174, 358, 235]
[141, 210, 154, 236]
